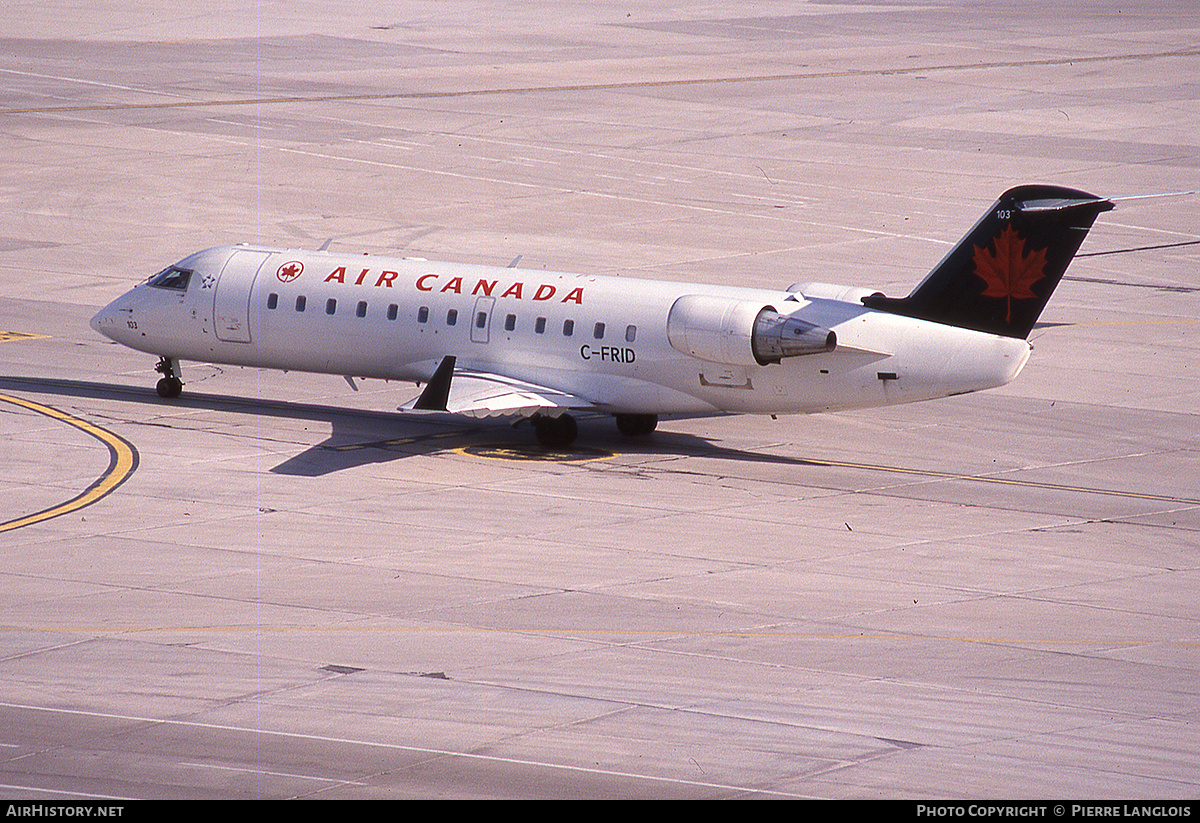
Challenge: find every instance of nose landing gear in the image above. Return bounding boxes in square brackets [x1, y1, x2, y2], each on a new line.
[154, 357, 183, 398]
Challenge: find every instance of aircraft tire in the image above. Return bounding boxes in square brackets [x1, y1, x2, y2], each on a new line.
[533, 414, 577, 449]
[615, 413, 657, 437]
[156, 376, 183, 398]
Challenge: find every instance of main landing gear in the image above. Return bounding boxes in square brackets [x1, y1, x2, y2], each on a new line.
[615, 413, 658, 437]
[154, 356, 182, 398]
[530, 413, 659, 448]
[531, 413, 578, 449]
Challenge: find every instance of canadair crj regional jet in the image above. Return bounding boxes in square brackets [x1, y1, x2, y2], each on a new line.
[91, 185, 1112, 447]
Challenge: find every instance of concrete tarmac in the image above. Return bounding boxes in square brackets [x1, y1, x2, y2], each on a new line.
[1, 0, 1198, 799]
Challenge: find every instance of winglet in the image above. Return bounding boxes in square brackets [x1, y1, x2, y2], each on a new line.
[412, 356, 456, 411]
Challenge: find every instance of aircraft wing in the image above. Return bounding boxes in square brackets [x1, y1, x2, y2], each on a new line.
[400, 356, 595, 418]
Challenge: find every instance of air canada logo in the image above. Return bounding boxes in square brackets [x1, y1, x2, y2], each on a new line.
[277, 261, 304, 282]
[973, 224, 1047, 323]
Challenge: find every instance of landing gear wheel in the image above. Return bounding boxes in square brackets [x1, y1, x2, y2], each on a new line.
[533, 414, 578, 449]
[154, 356, 182, 398]
[156, 376, 183, 398]
[615, 413, 658, 437]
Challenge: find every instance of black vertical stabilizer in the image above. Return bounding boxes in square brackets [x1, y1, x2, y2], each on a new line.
[861, 185, 1113, 338]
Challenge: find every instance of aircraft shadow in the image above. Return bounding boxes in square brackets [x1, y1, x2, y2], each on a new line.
[0, 375, 827, 476]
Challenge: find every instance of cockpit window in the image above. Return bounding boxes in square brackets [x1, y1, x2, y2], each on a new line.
[148, 266, 193, 291]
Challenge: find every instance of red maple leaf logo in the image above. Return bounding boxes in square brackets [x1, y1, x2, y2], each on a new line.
[973, 224, 1047, 323]
[276, 261, 304, 282]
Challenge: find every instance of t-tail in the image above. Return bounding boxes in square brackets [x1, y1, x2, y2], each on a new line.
[861, 185, 1114, 338]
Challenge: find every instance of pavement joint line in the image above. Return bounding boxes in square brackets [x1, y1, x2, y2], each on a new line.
[1, 48, 1196, 117]
[0, 700, 812, 799]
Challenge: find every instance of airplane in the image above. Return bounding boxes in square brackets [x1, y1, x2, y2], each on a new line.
[91, 185, 1113, 448]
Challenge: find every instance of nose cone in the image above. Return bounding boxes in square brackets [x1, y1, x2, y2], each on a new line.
[90, 302, 119, 341]
[91, 289, 139, 344]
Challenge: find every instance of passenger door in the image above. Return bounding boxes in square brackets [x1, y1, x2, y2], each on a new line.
[213, 250, 270, 343]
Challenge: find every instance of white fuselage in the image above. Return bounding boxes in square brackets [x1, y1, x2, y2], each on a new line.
[91, 245, 1032, 417]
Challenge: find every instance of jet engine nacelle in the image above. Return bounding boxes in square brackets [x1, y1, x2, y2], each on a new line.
[667, 294, 836, 367]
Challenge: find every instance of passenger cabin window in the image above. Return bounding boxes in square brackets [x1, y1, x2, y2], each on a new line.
[356, 301, 368, 318]
[626, 325, 637, 343]
[326, 298, 337, 315]
[148, 267, 191, 291]
[417, 306, 429, 323]
[563, 319, 574, 336]
[388, 304, 399, 321]
[295, 295, 307, 312]
[447, 309, 458, 326]
[535, 317, 546, 334]
[505, 314, 516, 331]
[593, 322, 605, 339]
[267, 293, 278, 310]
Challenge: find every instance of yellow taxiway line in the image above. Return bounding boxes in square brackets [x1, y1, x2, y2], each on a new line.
[0, 393, 138, 533]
